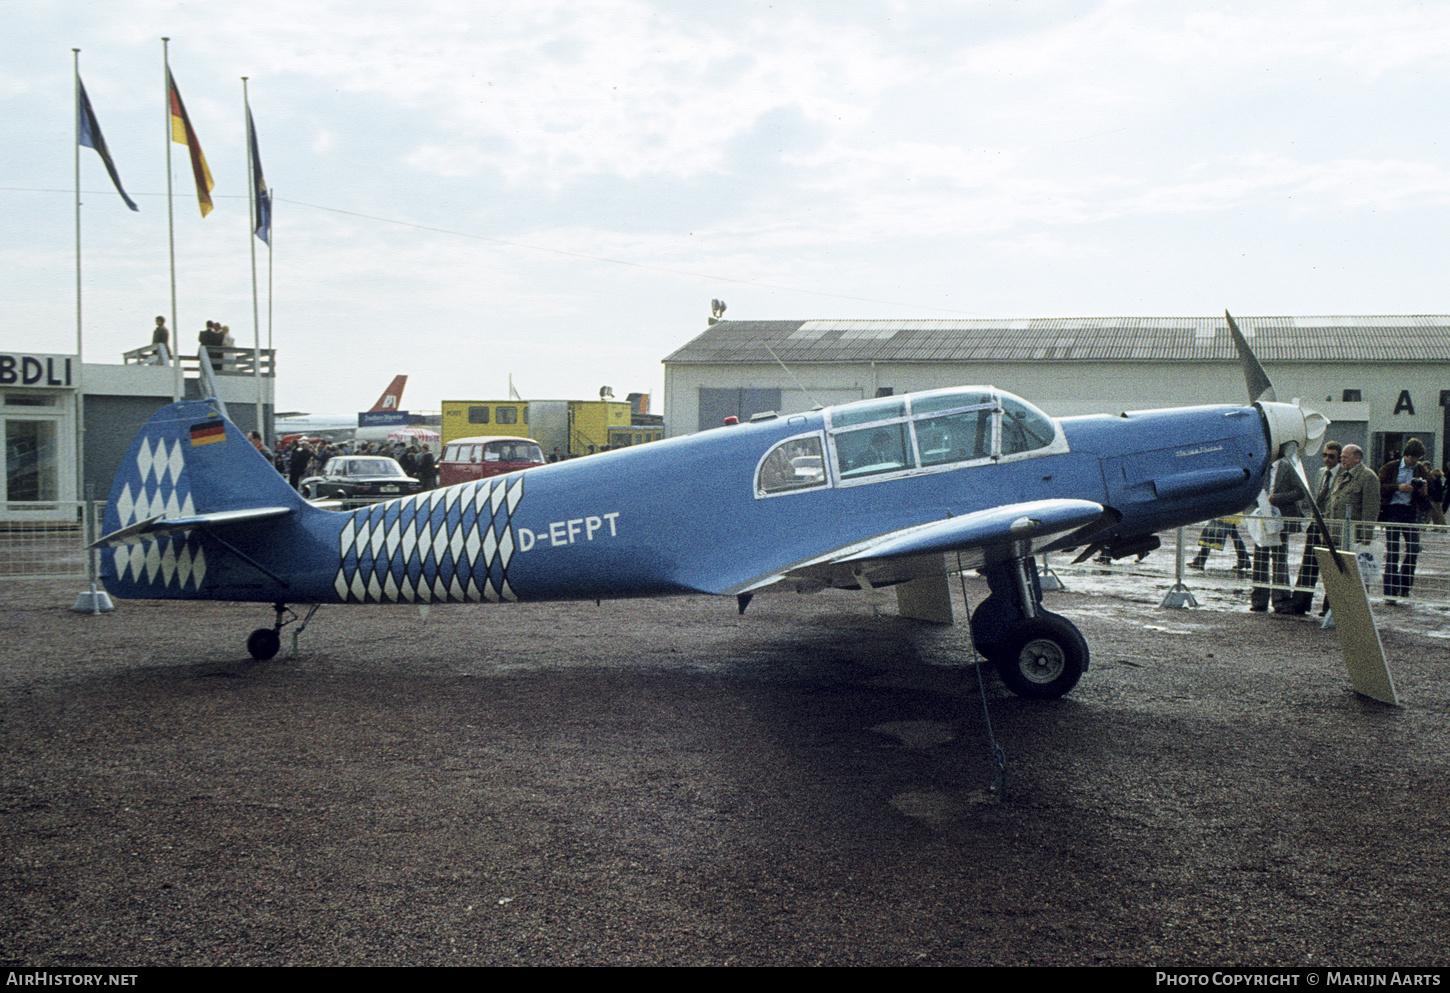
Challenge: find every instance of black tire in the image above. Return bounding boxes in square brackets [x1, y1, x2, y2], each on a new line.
[995, 614, 1087, 699]
[247, 628, 281, 661]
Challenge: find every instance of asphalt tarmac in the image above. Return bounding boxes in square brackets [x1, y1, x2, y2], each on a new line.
[1, 576, 1447, 966]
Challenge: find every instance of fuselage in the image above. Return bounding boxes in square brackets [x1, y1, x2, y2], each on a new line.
[102, 389, 1274, 605]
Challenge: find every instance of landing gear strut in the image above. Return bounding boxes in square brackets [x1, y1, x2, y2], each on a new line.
[246, 602, 321, 661]
[970, 557, 1088, 699]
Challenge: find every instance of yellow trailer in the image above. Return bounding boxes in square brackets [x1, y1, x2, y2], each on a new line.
[441, 398, 644, 457]
[440, 401, 530, 445]
[568, 400, 632, 456]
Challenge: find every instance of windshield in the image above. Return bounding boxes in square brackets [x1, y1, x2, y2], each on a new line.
[484, 441, 545, 463]
[340, 459, 405, 477]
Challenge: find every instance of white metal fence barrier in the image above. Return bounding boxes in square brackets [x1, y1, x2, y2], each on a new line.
[1045, 514, 1450, 609]
[0, 502, 95, 582]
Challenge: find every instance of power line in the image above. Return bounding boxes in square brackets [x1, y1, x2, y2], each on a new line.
[274, 196, 981, 315]
[5, 184, 983, 315]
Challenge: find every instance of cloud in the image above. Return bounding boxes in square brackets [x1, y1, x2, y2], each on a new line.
[150, 0, 903, 188]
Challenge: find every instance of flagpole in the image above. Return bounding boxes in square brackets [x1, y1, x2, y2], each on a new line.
[73, 50, 82, 362]
[244, 77, 262, 439]
[72, 49, 106, 612]
[72, 49, 87, 512]
[163, 37, 180, 403]
[267, 186, 274, 360]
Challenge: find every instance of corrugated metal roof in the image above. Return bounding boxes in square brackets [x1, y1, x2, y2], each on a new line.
[662, 316, 1450, 364]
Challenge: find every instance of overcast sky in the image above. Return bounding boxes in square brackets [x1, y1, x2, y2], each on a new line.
[5, 0, 1449, 416]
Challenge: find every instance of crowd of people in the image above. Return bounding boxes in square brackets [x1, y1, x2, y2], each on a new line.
[146, 316, 237, 370]
[270, 437, 439, 491]
[1238, 438, 1447, 615]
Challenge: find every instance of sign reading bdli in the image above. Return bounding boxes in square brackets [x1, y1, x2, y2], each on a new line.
[0, 353, 74, 388]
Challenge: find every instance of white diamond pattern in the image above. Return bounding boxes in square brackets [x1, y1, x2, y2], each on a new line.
[105, 424, 213, 593]
[331, 476, 528, 604]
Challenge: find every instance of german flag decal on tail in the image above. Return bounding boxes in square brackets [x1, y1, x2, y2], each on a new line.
[190, 420, 226, 446]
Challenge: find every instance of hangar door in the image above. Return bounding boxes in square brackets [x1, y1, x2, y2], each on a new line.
[779, 389, 865, 415]
[697, 388, 781, 432]
[697, 387, 871, 432]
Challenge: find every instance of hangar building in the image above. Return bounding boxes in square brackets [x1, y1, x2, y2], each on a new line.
[662, 315, 1450, 471]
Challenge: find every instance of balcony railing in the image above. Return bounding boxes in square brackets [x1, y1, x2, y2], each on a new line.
[122, 344, 275, 377]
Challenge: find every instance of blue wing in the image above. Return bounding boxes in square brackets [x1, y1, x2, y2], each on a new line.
[726, 498, 1112, 595]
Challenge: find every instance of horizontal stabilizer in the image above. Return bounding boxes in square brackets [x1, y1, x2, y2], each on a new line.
[92, 506, 295, 548]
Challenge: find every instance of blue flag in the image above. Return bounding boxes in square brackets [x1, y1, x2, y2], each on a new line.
[77, 76, 139, 212]
[247, 105, 271, 244]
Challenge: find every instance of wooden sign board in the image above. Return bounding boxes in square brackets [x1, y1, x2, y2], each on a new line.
[1315, 547, 1398, 706]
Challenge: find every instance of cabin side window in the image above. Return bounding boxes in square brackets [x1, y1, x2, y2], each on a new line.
[910, 392, 997, 467]
[756, 435, 828, 496]
[834, 422, 915, 479]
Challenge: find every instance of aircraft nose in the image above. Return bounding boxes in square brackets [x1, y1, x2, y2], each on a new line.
[1257, 400, 1330, 459]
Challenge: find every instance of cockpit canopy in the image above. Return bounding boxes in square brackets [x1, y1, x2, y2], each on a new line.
[756, 387, 1064, 497]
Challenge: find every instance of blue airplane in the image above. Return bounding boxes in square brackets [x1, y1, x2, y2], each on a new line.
[94, 313, 1328, 698]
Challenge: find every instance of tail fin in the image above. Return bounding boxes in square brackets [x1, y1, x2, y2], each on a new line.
[369, 375, 407, 412]
[100, 400, 308, 597]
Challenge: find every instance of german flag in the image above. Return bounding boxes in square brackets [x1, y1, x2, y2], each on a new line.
[167, 69, 214, 217]
[189, 421, 226, 447]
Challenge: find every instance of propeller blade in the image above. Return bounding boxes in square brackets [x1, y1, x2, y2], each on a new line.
[1225, 310, 1276, 404]
[1228, 309, 1341, 572]
[1282, 443, 1347, 575]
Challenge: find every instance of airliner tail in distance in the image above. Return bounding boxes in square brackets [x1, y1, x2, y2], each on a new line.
[369, 375, 408, 412]
[275, 375, 410, 439]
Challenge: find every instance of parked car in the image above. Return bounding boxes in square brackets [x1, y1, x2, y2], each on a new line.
[300, 456, 423, 501]
[439, 436, 547, 487]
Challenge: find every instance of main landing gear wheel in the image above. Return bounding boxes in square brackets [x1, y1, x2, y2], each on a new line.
[995, 614, 1087, 699]
[247, 627, 281, 661]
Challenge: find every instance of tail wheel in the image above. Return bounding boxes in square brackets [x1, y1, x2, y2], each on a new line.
[996, 614, 1087, 699]
[247, 628, 281, 661]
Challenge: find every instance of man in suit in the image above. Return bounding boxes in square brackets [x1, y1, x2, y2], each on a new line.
[1331, 443, 1381, 544]
[198, 320, 225, 373]
[1281, 443, 1378, 617]
[1279, 441, 1341, 615]
[1379, 437, 1432, 601]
